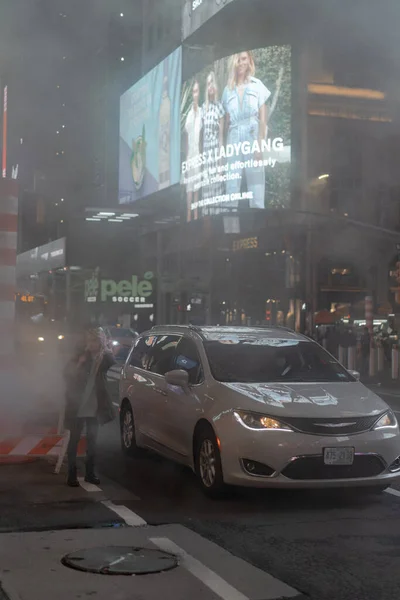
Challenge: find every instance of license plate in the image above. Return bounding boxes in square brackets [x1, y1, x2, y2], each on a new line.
[324, 447, 354, 465]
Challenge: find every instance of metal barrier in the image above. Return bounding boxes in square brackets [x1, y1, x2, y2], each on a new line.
[338, 346, 346, 367]
[348, 346, 356, 372]
[392, 346, 399, 380]
[377, 343, 385, 373]
[369, 346, 376, 378]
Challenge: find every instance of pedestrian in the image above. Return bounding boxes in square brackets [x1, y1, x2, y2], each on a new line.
[63, 328, 116, 487]
[326, 325, 339, 357]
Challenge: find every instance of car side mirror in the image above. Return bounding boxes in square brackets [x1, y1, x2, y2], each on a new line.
[348, 370, 360, 381]
[165, 369, 189, 389]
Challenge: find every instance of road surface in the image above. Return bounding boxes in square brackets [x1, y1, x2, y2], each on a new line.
[99, 381, 400, 600]
[1, 381, 400, 600]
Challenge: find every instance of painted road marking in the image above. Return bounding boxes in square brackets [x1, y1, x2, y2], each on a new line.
[78, 477, 102, 493]
[151, 537, 249, 600]
[102, 500, 147, 527]
[385, 488, 400, 498]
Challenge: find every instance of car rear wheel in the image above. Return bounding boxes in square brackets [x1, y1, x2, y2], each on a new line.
[120, 403, 141, 457]
[195, 427, 225, 498]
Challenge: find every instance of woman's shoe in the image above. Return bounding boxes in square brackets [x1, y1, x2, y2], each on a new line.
[67, 477, 80, 487]
[85, 474, 100, 485]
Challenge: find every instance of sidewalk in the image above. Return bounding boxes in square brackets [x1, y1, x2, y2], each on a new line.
[362, 374, 400, 391]
[0, 459, 123, 533]
[0, 524, 303, 600]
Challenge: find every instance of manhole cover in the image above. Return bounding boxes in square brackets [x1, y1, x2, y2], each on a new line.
[62, 546, 178, 575]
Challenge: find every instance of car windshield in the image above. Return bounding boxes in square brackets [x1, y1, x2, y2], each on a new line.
[203, 337, 354, 383]
[109, 327, 136, 338]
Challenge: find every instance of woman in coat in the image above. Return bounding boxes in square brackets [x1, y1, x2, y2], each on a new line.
[64, 328, 116, 487]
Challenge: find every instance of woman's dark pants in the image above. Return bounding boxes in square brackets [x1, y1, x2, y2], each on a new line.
[67, 417, 99, 479]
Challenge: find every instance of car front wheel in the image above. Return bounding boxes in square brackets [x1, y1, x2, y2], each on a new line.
[195, 427, 225, 498]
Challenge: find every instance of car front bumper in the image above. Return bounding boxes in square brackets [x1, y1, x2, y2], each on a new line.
[217, 417, 400, 488]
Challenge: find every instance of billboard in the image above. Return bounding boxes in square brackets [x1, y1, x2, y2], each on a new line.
[181, 46, 291, 220]
[182, 0, 236, 40]
[119, 47, 182, 204]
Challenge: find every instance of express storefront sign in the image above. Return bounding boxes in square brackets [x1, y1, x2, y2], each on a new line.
[232, 237, 258, 252]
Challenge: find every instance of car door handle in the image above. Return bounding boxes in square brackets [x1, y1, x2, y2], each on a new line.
[155, 387, 167, 396]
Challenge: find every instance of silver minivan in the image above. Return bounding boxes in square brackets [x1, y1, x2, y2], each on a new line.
[119, 325, 400, 497]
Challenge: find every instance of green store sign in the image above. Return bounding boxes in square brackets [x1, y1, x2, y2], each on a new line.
[85, 272, 154, 305]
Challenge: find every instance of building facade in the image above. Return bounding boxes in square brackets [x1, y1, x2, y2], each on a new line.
[123, 0, 400, 331]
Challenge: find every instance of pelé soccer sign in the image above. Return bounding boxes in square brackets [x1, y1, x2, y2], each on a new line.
[85, 272, 154, 306]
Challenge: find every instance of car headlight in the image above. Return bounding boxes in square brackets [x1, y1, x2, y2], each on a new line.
[58, 335, 65, 340]
[234, 411, 293, 431]
[38, 337, 44, 342]
[112, 340, 120, 346]
[373, 411, 398, 430]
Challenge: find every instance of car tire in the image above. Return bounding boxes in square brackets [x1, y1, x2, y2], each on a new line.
[120, 403, 141, 457]
[195, 426, 226, 498]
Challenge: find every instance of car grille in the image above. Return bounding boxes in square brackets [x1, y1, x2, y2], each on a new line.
[282, 415, 382, 436]
[282, 455, 385, 480]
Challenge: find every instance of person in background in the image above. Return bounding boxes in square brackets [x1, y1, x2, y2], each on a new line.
[184, 79, 202, 222]
[222, 50, 270, 209]
[64, 328, 116, 487]
[201, 71, 225, 216]
[326, 325, 340, 358]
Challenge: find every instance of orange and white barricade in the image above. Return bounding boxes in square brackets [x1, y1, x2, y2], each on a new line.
[0, 432, 86, 472]
[0, 407, 87, 473]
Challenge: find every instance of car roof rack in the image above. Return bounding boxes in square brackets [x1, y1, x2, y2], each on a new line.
[148, 324, 300, 339]
[149, 324, 203, 333]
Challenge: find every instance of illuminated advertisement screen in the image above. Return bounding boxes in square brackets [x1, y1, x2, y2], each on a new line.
[181, 46, 291, 220]
[119, 47, 182, 204]
[182, 0, 236, 40]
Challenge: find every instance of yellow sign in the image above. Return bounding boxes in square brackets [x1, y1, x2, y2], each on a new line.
[232, 237, 258, 252]
[18, 294, 35, 303]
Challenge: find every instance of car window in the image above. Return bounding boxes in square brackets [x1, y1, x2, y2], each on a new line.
[175, 337, 203, 385]
[129, 335, 157, 370]
[148, 335, 181, 376]
[203, 337, 354, 383]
